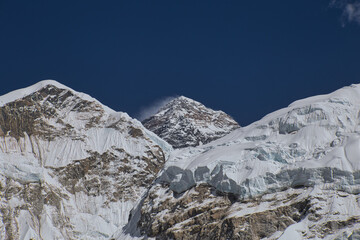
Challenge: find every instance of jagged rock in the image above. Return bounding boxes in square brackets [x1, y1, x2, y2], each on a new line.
[133, 183, 360, 240]
[0, 80, 171, 239]
[123, 84, 360, 239]
[142, 96, 240, 148]
[3, 80, 360, 240]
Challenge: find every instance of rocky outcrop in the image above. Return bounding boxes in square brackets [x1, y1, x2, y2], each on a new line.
[3, 81, 360, 240]
[0, 84, 104, 141]
[134, 184, 360, 240]
[123, 84, 360, 239]
[0, 80, 171, 239]
[52, 148, 165, 202]
[142, 96, 240, 148]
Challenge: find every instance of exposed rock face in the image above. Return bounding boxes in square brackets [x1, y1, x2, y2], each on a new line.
[142, 96, 240, 148]
[123, 84, 360, 240]
[136, 184, 360, 240]
[0, 84, 104, 140]
[3, 81, 360, 240]
[0, 80, 171, 239]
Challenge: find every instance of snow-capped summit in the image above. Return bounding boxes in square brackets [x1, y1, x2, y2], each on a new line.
[0, 80, 113, 113]
[124, 84, 360, 240]
[0, 80, 171, 239]
[142, 96, 240, 148]
[3, 80, 360, 240]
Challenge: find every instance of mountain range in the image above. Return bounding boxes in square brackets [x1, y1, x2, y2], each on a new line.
[0, 80, 360, 240]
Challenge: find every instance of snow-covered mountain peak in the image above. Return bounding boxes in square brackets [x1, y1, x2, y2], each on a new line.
[0, 80, 73, 106]
[288, 83, 360, 108]
[3, 80, 360, 240]
[0, 79, 115, 113]
[158, 95, 221, 114]
[142, 95, 240, 148]
[152, 95, 208, 117]
[124, 83, 360, 239]
[172, 95, 202, 104]
[0, 81, 172, 239]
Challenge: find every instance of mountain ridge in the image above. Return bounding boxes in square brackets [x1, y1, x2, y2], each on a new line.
[125, 83, 360, 239]
[0, 80, 171, 239]
[142, 95, 240, 148]
[1, 80, 360, 239]
[0, 80, 114, 113]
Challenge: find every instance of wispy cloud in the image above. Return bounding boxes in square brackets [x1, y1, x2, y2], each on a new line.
[136, 96, 178, 121]
[344, 2, 360, 24]
[331, 0, 360, 25]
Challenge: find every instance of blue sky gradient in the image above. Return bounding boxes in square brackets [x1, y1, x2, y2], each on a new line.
[1, 0, 360, 125]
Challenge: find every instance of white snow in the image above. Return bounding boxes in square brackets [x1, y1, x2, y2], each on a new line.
[3, 80, 360, 239]
[158, 83, 360, 198]
[278, 221, 308, 240]
[0, 80, 172, 240]
[0, 80, 115, 113]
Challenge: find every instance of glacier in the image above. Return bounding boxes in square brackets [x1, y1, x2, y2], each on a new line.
[2, 80, 360, 239]
[126, 84, 360, 239]
[158, 84, 360, 197]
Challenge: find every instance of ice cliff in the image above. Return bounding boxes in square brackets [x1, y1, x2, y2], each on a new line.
[126, 84, 360, 239]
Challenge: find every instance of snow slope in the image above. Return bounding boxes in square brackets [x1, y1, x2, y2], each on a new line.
[160, 84, 360, 196]
[3, 80, 360, 239]
[0, 80, 171, 240]
[127, 83, 360, 239]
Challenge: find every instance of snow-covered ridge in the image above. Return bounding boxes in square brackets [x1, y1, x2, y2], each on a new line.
[259, 83, 360, 124]
[0, 80, 172, 239]
[3, 80, 360, 239]
[158, 83, 360, 195]
[0, 79, 115, 113]
[125, 83, 360, 239]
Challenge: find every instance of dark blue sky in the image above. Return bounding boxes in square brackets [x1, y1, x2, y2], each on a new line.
[1, 0, 360, 125]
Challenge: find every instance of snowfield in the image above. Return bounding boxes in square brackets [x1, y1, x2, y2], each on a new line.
[1, 80, 360, 239]
[128, 84, 360, 239]
[160, 84, 360, 196]
[0, 80, 171, 239]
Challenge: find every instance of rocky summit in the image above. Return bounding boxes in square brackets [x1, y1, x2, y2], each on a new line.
[142, 96, 240, 148]
[126, 84, 360, 240]
[1, 80, 360, 240]
[0, 80, 171, 239]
